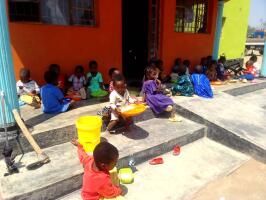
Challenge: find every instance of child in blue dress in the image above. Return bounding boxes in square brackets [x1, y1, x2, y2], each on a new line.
[87, 60, 108, 97]
[41, 71, 72, 114]
[142, 66, 182, 122]
[190, 65, 213, 98]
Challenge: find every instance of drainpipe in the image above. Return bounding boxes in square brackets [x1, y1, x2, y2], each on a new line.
[212, 0, 224, 60]
[0, 1, 19, 129]
[260, 40, 266, 77]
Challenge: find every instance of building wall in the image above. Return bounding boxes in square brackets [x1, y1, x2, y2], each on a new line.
[160, 0, 218, 73]
[219, 0, 251, 59]
[9, 1, 122, 85]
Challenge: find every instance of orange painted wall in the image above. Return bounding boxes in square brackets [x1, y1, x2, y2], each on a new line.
[9, 1, 122, 85]
[160, 0, 218, 73]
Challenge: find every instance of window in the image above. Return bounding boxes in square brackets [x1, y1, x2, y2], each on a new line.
[175, 0, 209, 33]
[8, 0, 96, 26]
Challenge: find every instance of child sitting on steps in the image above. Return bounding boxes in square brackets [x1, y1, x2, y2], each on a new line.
[87, 60, 108, 98]
[107, 74, 136, 133]
[16, 68, 41, 108]
[68, 65, 87, 99]
[72, 140, 124, 200]
[142, 66, 182, 122]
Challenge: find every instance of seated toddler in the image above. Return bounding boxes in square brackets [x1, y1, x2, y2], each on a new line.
[41, 71, 72, 114]
[190, 65, 213, 98]
[16, 68, 41, 108]
[87, 60, 108, 98]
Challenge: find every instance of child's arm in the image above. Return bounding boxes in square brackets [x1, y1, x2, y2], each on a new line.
[77, 143, 91, 165]
[32, 81, 40, 95]
[16, 82, 24, 96]
[98, 178, 123, 198]
[98, 73, 105, 90]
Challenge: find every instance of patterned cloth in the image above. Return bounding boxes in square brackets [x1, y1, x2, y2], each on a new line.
[172, 75, 194, 96]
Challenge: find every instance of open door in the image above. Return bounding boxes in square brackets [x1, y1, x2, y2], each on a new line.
[122, 0, 149, 80]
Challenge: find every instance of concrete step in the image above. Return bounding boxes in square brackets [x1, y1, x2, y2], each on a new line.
[58, 138, 249, 200]
[0, 102, 159, 159]
[0, 118, 205, 200]
[238, 88, 266, 109]
[173, 91, 266, 163]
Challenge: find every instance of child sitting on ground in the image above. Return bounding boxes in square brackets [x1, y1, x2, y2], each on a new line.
[183, 60, 191, 75]
[206, 60, 218, 81]
[172, 64, 194, 97]
[16, 68, 41, 108]
[87, 60, 108, 98]
[41, 71, 72, 114]
[107, 74, 136, 132]
[142, 66, 182, 122]
[72, 140, 123, 200]
[108, 68, 120, 93]
[190, 65, 213, 98]
[216, 56, 227, 81]
[240, 60, 256, 81]
[49, 64, 66, 93]
[171, 58, 182, 83]
[68, 65, 87, 99]
[200, 57, 208, 74]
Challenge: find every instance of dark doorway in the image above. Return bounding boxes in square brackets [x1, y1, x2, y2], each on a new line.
[122, 0, 149, 81]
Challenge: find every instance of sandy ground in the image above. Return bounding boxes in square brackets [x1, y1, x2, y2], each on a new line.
[192, 159, 266, 200]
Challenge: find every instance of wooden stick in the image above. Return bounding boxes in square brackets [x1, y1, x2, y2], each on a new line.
[12, 109, 47, 157]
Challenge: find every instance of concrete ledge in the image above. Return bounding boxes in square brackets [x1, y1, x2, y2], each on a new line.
[225, 81, 266, 96]
[174, 102, 266, 164]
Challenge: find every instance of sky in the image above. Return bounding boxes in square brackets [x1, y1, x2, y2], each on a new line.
[249, 0, 266, 28]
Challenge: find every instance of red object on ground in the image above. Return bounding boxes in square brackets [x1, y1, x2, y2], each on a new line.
[173, 145, 181, 156]
[149, 157, 164, 165]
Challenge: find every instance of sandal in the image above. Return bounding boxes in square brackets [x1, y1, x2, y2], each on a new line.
[169, 115, 182, 122]
[149, 157, 164, 165]
[173, 145, 181, 156]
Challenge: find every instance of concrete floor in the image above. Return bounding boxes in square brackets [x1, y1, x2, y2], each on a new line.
[192, 159, 266, 200]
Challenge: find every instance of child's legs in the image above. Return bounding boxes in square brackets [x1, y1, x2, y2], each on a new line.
[79, 87, 87, 99]
[20, 94, 34, 105]
[107, 111, 119, 131]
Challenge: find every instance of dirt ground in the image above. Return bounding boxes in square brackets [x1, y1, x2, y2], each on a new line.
[192, 159, 266, 200]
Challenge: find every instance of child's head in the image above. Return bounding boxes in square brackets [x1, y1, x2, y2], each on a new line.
[44, 70, 58, 85]
[218, 56, 226, 64]
[250, 55, 257, 63]
[194, 65, 203, 74]
[178, 64, 187, 76]
[89, 60, 98, 74]
[156, 59, 164, 71]
[20, 68, 31, 83]
[210, 60, 217, 69]
[49, 64, 61, 75]
[200, 57, 207, 66]
[246, 60, 254, 67]
[183, 60, 191, 68]
[145, 66, 158, 80]
[113, 74, 126, 95]
[174, 58, 182, 66]
[108, 67, 120, 80]
[75, 65, 84, 78]
[93, 142, 119, 171]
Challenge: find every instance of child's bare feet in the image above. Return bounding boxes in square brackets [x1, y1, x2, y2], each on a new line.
[165, 105, 173, 112]
[71, 139, 79, 146]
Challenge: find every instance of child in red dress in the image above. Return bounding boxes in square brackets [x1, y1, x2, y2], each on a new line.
[72, 141, 122, 200]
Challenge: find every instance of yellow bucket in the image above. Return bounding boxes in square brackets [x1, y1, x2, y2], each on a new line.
[80, 138, 101, 153]
[76, 116, 102, 146]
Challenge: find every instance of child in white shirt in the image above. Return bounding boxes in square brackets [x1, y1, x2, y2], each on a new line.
[107, 74, 135, 132]
[16, 68, 41, 108]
